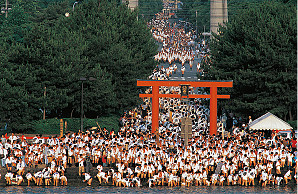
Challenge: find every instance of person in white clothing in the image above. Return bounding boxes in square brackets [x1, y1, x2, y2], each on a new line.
[26, 171, 36, 186]
[284, 170, 291, 184]
[5, 171, 13, 185]
[16, 174, 23, 185]
[260, 171, 268, 186]
[181, 65, 185, 77]
[60, 174, 68, 186]
[83, 172, 93, 186]
[53, 171, 60, 186]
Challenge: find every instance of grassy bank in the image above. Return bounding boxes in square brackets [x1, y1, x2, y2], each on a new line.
[29, 115, 120, 134]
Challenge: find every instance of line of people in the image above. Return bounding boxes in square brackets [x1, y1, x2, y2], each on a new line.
[149, 18, 197, 77]
[148, 16, 211, 79]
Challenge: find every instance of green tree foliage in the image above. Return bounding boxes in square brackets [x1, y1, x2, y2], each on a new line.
[0, 5, 30, 45]
[206, 1, 296, 120]
[0, 0, 157, 131]
[176, 0, 210, 33]
[139, 0, 163, 21]
[71, 0, 157, 112]
[30, 0, 70, 26]
[176, 0, 294, 35]
[0, 59, 44, 130]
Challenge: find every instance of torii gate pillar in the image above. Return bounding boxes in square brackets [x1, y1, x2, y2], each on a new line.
[137, 80, 233, 136]
[151, 85, 159, 133]
[210, 87, 218, 135]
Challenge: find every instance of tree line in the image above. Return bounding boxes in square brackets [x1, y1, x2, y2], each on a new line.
[0, 0, 158, 132]
[204, 0, 297, 121]
[176, 0, 296, 34]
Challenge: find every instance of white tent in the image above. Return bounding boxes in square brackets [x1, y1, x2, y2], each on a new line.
[249, 112, 293, 130]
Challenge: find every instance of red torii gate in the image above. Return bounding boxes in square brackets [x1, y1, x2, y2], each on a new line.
[137, 80, 233, 135]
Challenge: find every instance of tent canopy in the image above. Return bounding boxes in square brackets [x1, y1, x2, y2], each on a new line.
[249, 112, 293, 131]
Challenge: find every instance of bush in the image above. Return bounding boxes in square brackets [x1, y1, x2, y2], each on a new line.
[30, 115, 120, 134]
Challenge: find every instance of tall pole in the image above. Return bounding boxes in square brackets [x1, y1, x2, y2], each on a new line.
[43, 86, 46, 120]
[80, 81, 84, 132]
[79, 77, 96, 132]
[196, 10, 197, 37]
[221, 122, 224, 139]
[203, 25, 206, 45]
[5, 0, 8, 18]
[73, 1, 78, 11]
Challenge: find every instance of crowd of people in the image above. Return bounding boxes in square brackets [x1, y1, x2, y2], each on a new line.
[0, 111, 297, 188]
[0, 61, 297, 187]
[148, 15, 211, 79]
[0, 11, 297, 189]
[149, 17, 199, 78]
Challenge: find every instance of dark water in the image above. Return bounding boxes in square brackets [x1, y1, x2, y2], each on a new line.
[0, 186, 296, 194]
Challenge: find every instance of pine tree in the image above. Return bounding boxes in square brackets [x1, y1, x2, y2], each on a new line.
[206, 1, 296, 120]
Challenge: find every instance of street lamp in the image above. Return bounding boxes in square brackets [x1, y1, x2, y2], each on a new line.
[73, 1, 78, 11]
[80, 77, 96, 132]
[65, 1, 78, 17]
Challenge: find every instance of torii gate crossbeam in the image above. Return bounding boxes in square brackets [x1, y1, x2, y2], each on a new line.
[137, 80, 233, 136]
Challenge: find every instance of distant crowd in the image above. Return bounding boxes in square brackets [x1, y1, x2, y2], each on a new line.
[148, 16, 209, 78]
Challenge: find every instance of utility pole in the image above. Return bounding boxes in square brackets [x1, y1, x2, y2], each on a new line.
[5, 0, 7, 18]
[195, 10, 197, 37]
[80, 77, 96, 132]
[5, 0, 8, 18]
[203, 25, 206, 45]
[1, 0, 11, 18]
[80, 79, 85, 132]
[43, 86, 46, 120]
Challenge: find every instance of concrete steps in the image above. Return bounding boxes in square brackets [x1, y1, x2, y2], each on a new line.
[0, 163, 296, 187]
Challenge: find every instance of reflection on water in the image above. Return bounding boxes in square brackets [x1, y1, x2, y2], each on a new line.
[0, 186, 297, 194]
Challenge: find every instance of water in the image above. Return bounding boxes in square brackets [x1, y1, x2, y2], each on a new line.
[0, 186, 296, 194]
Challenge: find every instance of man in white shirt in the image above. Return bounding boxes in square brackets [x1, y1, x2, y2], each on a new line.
[284, 170, 291, 184]
[78, 155, 85, 176]
[5, 171, 13, 185]
[6, 156, 12, 171]
[26, 171, 36, 186]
